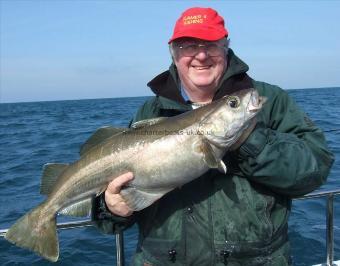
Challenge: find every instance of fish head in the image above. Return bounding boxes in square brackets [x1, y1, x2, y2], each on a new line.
[201, 88, 266, 147]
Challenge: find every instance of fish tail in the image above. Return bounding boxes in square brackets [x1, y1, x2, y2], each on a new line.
[5, 203, 59, 262]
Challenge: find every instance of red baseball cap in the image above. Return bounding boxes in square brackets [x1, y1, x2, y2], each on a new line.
[168, 7, 228, 43]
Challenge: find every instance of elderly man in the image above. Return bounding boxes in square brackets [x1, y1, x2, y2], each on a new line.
[93, 7, 334, 266]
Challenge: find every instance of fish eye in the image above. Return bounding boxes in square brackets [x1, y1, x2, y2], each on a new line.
[227, 96, 240, 108]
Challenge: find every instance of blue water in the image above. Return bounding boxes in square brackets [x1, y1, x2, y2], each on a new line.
[0, 88, 339, 266]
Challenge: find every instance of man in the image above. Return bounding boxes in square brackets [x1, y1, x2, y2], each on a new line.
[92, 7, 334, 265]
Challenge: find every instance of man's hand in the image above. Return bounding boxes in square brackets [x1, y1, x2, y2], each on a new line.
[105, 172, 134, 217]
[230, 118, 257, 151]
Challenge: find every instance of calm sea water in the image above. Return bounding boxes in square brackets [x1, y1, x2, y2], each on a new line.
[0, 87, 339, 266]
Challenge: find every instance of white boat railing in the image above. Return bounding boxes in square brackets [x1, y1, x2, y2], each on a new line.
[0, 189, 339, 266]
[295, 189, 340, 266]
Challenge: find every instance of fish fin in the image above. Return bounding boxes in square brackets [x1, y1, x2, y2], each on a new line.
[120, 187, 169, 211]
[5, 203, 59, 262]
[80, 126, 127, 156]
[59, 198, 92, 217]
[201, 138, 227, 174]
[217, 160, 227, 174]
[40, 163, 69, 195]
[131, 117, 168, 129]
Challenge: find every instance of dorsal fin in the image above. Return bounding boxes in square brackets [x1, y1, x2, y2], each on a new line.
[131, 117, 168, 129]
[80, 126, 127, 156]
[40, 163, 69, 195]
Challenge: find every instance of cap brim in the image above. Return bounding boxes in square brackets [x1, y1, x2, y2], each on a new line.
[168, 29, 227, 43]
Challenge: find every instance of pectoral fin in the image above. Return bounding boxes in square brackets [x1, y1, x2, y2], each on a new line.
[120, 187, 170, 211]
[201, 138, 227, 174]
[217, 160, 227, 174]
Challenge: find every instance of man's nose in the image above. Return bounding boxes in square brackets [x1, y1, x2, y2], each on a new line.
[194, 47, 209, 59]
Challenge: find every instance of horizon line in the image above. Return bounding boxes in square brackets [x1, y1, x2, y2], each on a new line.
[1, 86, 339, 105]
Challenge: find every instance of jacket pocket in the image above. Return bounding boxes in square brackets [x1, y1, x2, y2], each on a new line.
[131, 238, 184, 266]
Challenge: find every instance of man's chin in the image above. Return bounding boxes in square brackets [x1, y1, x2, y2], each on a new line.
[192, 81, 216, 90]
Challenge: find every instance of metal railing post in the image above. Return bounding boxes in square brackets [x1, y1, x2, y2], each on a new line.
[115, 230, 125, 266]
[0, 189, 339, 265]
[326, 194, 334, 266]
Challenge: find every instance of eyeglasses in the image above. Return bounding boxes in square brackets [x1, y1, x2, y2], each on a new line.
[174, 42, 226, 57]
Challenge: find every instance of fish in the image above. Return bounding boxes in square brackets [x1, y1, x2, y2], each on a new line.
[4, 88, 265, 262]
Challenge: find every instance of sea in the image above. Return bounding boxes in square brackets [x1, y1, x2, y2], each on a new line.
[0, 87, 339, 266]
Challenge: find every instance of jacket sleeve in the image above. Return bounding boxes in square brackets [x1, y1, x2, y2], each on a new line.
[91, 194, 137, 234]
[92, 97, 159, 234]
[234, 83, 334, 197]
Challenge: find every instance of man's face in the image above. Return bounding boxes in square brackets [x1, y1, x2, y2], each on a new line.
[172, 38, 227, 94]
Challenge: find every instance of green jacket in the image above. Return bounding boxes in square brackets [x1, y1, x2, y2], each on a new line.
[92, 50, 334, 266]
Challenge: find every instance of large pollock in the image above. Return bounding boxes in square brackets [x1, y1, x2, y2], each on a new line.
[5, 88, 265, 262]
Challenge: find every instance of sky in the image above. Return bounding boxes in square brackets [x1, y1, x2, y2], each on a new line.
[0, 0, 339, 103]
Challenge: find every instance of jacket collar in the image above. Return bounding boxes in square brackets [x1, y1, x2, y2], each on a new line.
[147, 49, 253, 107]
